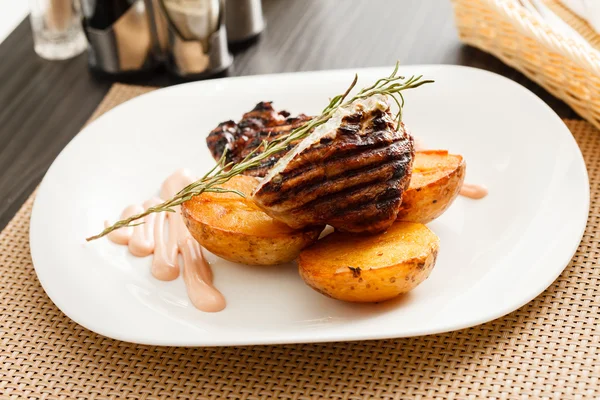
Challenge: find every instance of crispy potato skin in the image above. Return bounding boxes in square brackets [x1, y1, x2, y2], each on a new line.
[397, 150, 466, 224]
[182, 175, 323, 266]
[298, 222, 439, 302]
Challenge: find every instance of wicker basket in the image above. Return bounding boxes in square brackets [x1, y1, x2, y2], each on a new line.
[451, 0, 600, 129]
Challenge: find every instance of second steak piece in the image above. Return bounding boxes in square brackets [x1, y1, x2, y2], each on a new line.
[205, 102, 312, 177]
[252, 94, 414, 234]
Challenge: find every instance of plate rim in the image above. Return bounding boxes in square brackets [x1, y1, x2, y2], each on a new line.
[29, 64, 590, 346]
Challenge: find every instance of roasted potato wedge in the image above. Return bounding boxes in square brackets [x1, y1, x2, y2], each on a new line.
[397, 150, 466, 223]
[182, 175, 323, 266]
[298, 222, 439, 302]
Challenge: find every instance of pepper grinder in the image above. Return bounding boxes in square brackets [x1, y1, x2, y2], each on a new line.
[81, 0, 158, 78]
[149, 0, 233, 79]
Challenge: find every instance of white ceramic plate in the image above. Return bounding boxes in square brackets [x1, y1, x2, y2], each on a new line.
[30, 65, 589, 346]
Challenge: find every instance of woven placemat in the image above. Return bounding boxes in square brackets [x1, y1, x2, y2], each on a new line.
[1, 84, 599, 400]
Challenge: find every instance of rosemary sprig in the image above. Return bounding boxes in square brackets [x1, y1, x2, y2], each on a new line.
[86, 62, 433, 241]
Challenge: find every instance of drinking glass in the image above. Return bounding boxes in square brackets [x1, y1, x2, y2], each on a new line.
[30, 0, 87, 60]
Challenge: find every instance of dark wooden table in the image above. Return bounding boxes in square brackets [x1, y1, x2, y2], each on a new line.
[0, 0, 578, 231]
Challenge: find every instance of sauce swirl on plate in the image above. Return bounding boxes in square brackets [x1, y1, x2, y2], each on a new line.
[106, 169, 226, 312]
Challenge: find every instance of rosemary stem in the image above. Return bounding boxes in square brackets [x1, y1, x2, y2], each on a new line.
[86, 62, 433, 241]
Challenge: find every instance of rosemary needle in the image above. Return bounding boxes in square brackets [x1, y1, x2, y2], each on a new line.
[86, 62, 433, 241]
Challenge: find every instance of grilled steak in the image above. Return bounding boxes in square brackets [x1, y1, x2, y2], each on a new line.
[252, 95, 414, 234]
[206, 102, 312, 177]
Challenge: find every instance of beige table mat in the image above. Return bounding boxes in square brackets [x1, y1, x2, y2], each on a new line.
[1, 84, 599, 400]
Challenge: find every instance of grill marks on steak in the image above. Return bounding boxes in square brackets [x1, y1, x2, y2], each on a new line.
[252, 95, 414, 234]
[205, 101, 312, 177]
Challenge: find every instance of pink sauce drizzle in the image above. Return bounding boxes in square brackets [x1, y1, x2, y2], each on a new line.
[105, 169, 226, 312]
[459, 183, 488, 200]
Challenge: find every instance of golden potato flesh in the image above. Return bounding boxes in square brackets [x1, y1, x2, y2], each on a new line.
[182, 175, 323, 266]
[397, 150, 466, 224]
[298, 222, 439, 302]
